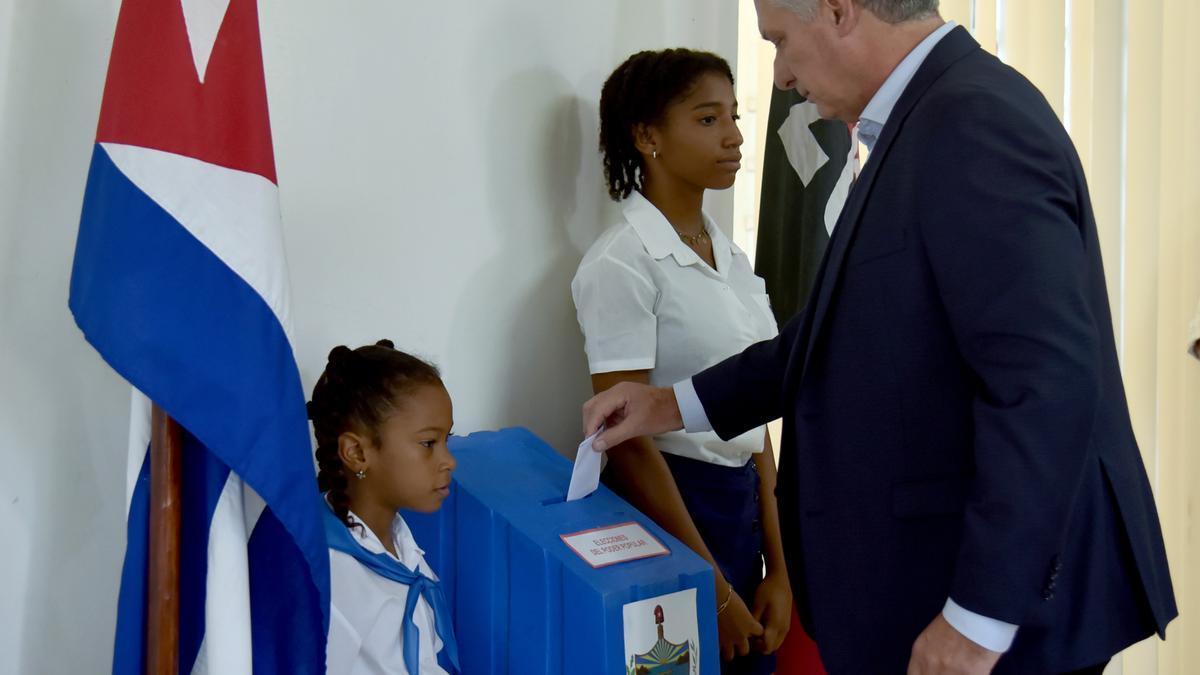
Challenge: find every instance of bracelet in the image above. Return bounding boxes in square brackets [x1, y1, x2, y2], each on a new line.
[716, 583, 734, 615]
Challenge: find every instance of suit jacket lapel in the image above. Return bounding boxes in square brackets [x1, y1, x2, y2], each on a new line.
[798, 26, 981, 383]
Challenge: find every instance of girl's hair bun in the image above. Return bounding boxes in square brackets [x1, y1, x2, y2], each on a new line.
[328, 345, 354, 365]
[375, 339, 395, 349]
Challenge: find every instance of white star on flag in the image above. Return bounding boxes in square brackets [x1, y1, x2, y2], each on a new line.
[777, 100, 828, 188]
[180, 0, 232, 83]
[777, 100, 859, 234]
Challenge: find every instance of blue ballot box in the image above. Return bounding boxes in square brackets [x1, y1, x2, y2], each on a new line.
[404, 427, 719, 674]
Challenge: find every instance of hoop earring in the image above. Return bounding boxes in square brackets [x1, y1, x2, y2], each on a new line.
[652, 149, 658, 160]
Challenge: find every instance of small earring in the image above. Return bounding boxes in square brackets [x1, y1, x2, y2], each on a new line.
[354, 469, 366, 480]
[652, 149, 658, 159]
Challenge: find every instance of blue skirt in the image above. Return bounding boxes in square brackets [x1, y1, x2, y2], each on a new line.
[659, 452, 777, 675]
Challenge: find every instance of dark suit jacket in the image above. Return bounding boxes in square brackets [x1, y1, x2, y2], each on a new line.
[692, 27, 1176, 674]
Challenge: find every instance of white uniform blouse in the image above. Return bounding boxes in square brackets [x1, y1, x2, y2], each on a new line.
[572, 190, 779, 467]
[326, 510, 447, 675]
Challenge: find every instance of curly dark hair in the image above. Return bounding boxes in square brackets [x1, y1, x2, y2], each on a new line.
[598, 48, 734, 201]
[306, 339, 443, 529]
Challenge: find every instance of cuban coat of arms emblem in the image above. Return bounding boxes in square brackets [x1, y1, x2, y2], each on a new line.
[628, 604, 695, 675]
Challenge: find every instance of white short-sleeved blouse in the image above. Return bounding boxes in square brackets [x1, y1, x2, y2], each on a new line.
[572, 191, 779, 467]
[326, 510, 447, 675]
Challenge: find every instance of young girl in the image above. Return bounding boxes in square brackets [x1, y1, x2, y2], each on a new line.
[572, 49, 790, 672]
[308, 340, 459, 675]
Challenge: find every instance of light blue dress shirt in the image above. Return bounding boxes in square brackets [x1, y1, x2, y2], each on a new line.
[857, 21, 957, 153]
[673, 20, 1020, 654]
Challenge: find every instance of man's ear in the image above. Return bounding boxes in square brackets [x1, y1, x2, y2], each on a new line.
[337, 431, 369, 475]
[822, 0, 861, 36]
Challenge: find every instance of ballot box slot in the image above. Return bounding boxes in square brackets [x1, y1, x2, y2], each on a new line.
[540, 493, 597, 506]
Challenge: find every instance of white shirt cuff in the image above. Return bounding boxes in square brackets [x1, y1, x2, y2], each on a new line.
[672, 378, 713, 433]
[942, 598, 1018, 653]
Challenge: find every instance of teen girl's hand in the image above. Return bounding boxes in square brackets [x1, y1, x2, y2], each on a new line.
[718, 583, 764, 662]
[750, 570, 792, 653]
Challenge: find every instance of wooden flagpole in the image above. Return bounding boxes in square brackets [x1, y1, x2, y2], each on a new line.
[147, 404, 183, 674]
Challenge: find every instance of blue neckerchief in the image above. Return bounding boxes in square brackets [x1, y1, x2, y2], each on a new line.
[322, 502, 459, 674]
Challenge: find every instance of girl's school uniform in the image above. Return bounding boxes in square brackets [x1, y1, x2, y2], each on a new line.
[325, 505, 457, 675]
[572, 191, 780, 675]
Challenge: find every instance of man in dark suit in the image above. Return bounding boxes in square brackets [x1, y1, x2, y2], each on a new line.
[582, 1, 1176, 673]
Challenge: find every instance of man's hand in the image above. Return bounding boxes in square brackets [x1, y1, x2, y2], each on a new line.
[907, 613, 1001, 675]
[582, 381, 683, 452]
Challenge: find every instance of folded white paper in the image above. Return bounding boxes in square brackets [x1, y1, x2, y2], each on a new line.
[567, 427, 604, 501]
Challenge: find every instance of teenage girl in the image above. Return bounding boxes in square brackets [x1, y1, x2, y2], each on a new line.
[308, 340, 459, 675]
[572, 49, 791, 672]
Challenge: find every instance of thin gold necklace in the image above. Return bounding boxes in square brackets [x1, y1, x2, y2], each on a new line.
[673, 227, 710, 247]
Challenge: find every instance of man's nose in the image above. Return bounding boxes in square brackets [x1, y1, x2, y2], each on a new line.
[773, 52, 794, 91]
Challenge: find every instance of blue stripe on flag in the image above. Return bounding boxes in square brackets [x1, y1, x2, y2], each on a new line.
[112, 452, 149, 675]
[249, 507, 327, 674]
[179, 431, 233, 673]
[72, 144, 329, 672]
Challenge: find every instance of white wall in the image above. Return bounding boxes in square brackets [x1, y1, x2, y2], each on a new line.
[0, 1, 738, 672]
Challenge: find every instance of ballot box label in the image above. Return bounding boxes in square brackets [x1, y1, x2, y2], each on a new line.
[560, 521, 669, 568]
[622, 588, 700, 675]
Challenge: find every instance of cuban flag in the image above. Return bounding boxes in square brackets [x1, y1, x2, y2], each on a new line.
[68, 1, 329, 673]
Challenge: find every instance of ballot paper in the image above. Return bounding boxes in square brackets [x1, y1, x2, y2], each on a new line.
[566, 427, 604, 501]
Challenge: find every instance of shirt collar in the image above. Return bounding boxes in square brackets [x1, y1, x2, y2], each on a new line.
[622, 190, 733, 275]
[345, 508, 425, 568]
[857, 20, 957, 151]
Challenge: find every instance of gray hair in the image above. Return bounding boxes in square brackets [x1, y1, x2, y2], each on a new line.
[771, 0, 939, 24]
